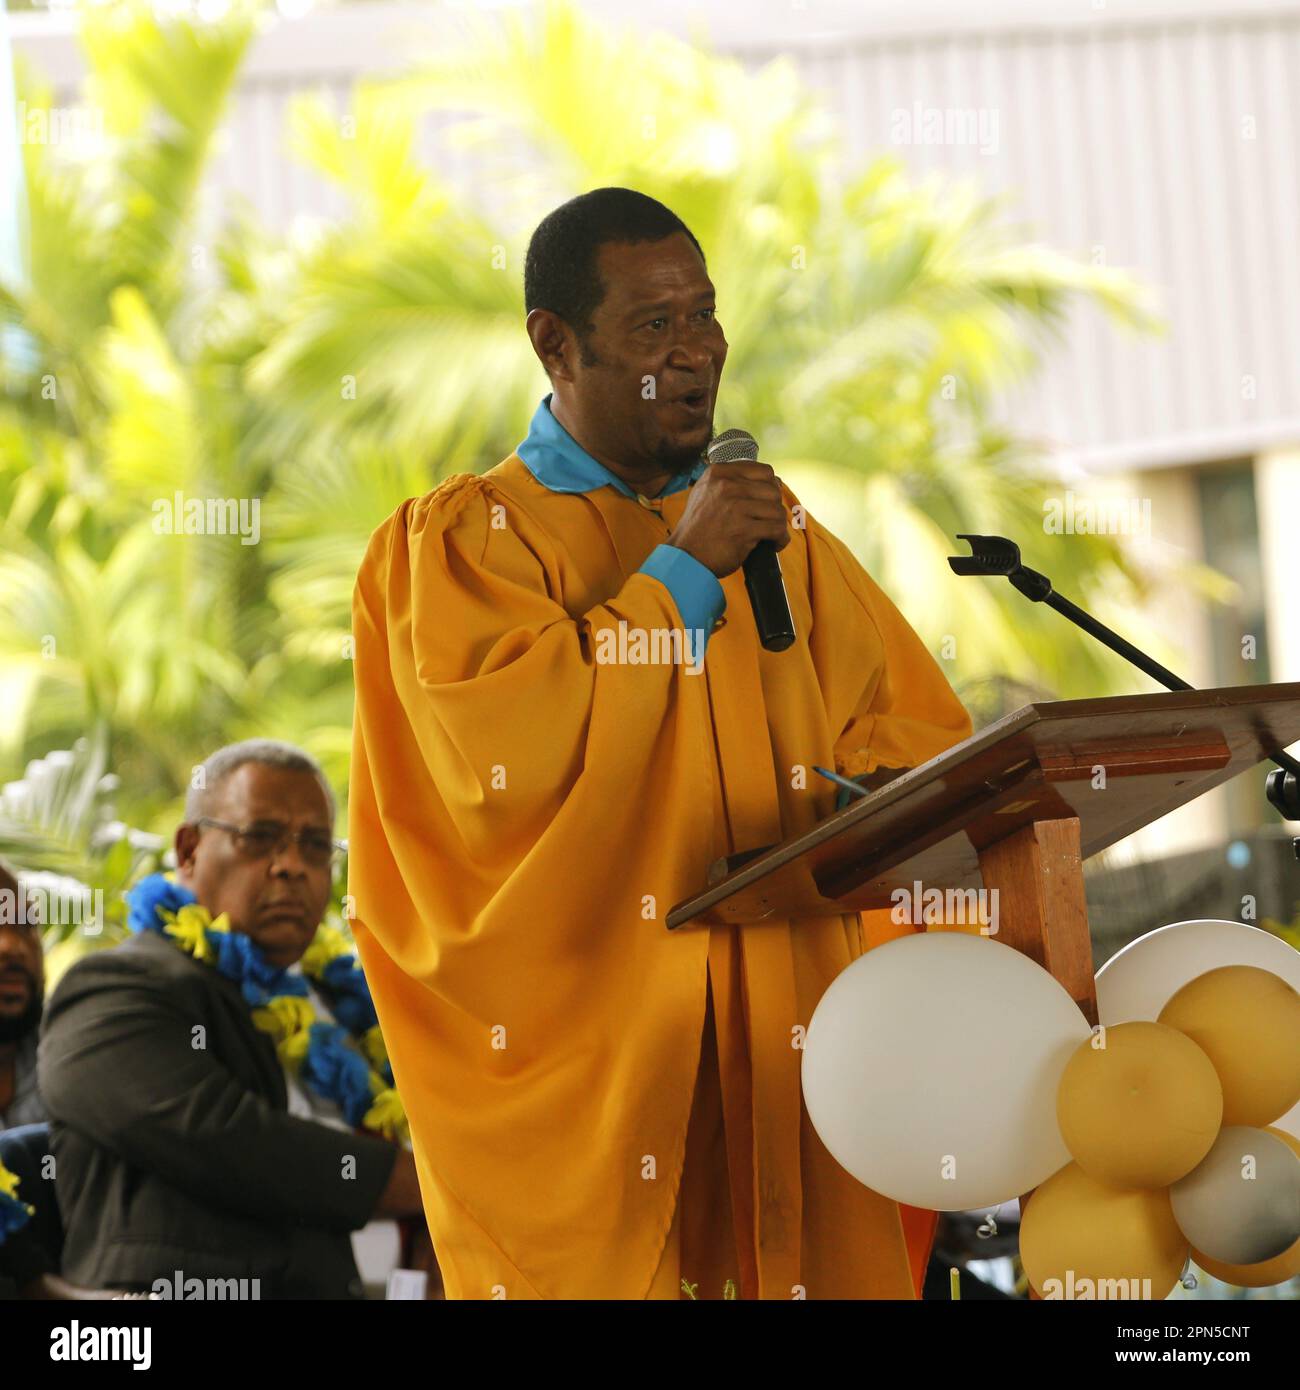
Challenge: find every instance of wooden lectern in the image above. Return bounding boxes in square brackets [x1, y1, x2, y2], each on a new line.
[667, 682, 1300, 1026]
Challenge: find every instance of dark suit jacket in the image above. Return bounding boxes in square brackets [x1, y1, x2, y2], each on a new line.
[37, 931, 398, 1298]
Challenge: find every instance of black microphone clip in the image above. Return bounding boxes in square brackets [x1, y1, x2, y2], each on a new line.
[949, 534, 1051, 602]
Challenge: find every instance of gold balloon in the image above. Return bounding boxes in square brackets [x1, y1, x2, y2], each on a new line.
[1021, 1163, 1188, 1300]
[1192, 1127, 1300, 1288]
[1057, 1022, 1222, 1189]
[1158, 965, 1300, 1126]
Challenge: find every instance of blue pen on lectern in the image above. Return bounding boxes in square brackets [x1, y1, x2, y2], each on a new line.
[812, 765, 871, 802]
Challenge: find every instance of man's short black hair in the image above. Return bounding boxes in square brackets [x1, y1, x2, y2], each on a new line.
[524, 187, 706, 357]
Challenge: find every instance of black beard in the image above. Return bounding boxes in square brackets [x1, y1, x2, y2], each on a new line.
[0, 989, 42, 1045]
[651, 432, 711, 476]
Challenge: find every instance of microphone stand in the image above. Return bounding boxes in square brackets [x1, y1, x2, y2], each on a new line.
[948, 533, 1300, 855]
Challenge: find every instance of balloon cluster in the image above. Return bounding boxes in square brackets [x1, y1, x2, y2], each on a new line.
[1027, 963, 1300, 1297]
[801, 920, 1300, 1300]
[1024, 923, 1300, 1297]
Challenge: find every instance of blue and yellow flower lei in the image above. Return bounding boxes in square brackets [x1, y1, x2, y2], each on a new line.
[126, 873, 406, 1142]
[0, 1160, 33, 1248]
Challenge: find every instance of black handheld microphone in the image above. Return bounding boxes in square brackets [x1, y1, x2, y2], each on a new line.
[707, 428, 796, 653]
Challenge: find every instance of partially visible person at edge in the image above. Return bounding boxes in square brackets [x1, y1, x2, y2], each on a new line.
[0, 860, 66, 1298]
[0, 859, 46, 1133]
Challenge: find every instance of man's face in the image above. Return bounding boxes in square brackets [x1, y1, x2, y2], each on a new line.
[0, 874, 44, 1045]
[175, 763, 334, 969]
[542, 231, 729, 478]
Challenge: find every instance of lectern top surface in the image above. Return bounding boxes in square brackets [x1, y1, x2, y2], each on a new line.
[666, 681, 1300, 929]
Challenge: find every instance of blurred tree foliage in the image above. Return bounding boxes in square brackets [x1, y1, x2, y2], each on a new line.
[1, 0, 1205, 841]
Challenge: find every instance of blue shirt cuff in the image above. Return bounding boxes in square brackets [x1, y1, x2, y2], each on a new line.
[638, 544, 727, 656]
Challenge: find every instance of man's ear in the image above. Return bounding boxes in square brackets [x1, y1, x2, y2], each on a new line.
[174, 824, 201, 879]
[525, 308, 575, 383]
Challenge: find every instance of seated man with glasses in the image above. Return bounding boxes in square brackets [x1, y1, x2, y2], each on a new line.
[37, 740, 426, 1298]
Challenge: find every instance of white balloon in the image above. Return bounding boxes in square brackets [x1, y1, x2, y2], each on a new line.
[1095, 918, 1300, 1136]
[1170, 1127, 1300, 1265]
[801, 933, 1091, 1211]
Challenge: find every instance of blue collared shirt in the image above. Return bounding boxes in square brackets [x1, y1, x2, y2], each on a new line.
[516, 394, 726, 650]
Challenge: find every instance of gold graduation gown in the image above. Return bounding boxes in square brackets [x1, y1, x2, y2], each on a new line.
[348, 453, 972, 1299]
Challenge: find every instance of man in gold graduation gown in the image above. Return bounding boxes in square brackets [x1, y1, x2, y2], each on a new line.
[348, 188, 973, 1300]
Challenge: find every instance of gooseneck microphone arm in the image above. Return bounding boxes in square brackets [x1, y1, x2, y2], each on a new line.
[947, 533, 1300, 827]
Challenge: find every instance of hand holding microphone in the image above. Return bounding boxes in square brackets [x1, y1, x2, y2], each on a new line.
[665, 428, 797, 652]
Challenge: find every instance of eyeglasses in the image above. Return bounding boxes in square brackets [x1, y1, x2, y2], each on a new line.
[195, 817, 344, 869]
